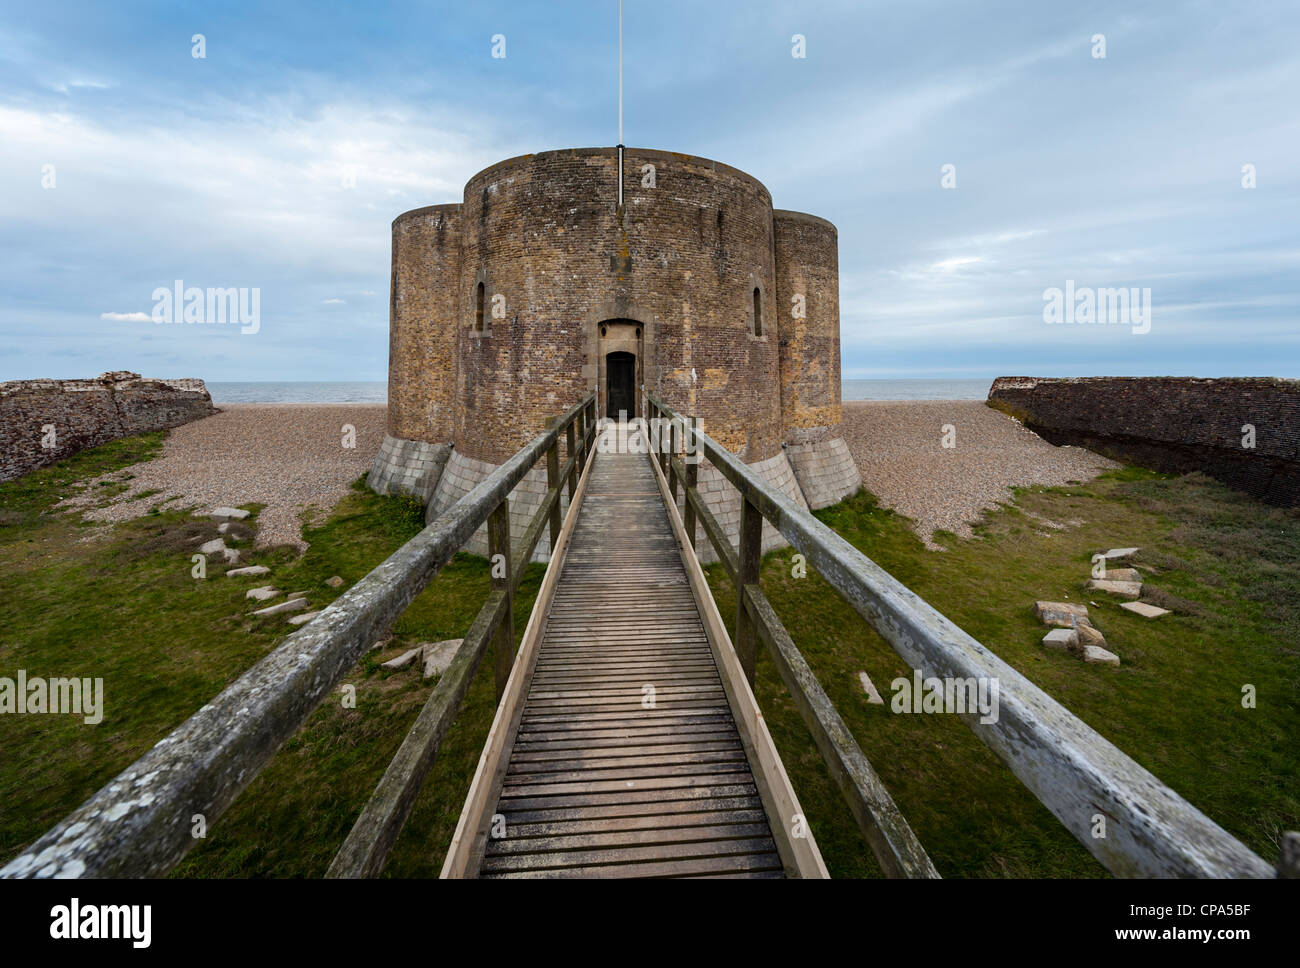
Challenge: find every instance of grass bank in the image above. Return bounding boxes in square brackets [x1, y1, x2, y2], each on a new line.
[2, 435, 1295, 877]
[0, 435, 539, 877]
[704, 469, 1298, 876]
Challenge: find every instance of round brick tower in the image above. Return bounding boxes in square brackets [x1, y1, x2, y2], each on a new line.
[773, 210, 862, 508]
[369, 147, 862, 559]
[367, 204, 461, 501]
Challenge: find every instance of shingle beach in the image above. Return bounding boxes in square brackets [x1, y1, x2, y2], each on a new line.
[61, 400, 1117, 551]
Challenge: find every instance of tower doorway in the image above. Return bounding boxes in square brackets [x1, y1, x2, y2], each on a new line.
[606, 351, 636, 419]
[592, 316, 645, 419]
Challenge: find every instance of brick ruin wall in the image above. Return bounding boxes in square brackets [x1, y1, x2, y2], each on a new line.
[0, 371, 215, 482]
[987, 376, 1300, 506]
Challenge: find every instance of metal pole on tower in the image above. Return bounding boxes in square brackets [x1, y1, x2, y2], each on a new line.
[617, 0, 624, 210]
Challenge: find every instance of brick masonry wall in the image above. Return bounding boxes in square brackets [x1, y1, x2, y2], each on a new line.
[0, 371, 215, 482]
[772, 210, 863, 508]
[774, 210, 843, 441]
[381, 147, 863, 542]
[436, 147, 784, 465]
[388, 205, 461, 444]
[988, 376, 1300, 506]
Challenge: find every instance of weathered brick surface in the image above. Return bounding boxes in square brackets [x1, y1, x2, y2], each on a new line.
[988, 376, 1300, 506]
[447, 148, 783, 464]
[0, 372, 214, 482]
[772, 210, 863, 507]
[774, 211, 842, 440]
[388, 205, 461, 444]
[378, 147, 859, 525]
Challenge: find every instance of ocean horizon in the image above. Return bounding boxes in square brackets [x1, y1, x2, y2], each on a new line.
[207, 378, 994, 404]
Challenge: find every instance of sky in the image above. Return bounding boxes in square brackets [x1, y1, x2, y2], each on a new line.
[1, 0, 1297, 382]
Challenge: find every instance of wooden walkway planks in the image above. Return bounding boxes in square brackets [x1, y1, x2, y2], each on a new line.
[478, 435, 785, 878]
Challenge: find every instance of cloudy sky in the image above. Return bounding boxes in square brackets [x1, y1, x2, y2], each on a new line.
[1, 0, 1296, 382]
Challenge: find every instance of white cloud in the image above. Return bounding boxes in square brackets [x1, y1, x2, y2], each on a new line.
[930, 256, 984, 273]
[322, 298, 345, 304]
[51, 78, 113, 95]
[100, 311, 152, 323]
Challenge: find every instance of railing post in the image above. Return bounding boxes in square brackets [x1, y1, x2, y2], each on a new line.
[575, 406, 585, 470]
[487, 500, 514, 700]
[668, 419, 680, 506]
[684, 416, 698, 549]
[565, 418, 578, 502]
[546, 425, 562, 553]
[736, 495, 763, 685]
[657, 410, 669, 477]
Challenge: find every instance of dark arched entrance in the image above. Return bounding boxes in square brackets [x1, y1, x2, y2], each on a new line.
[606, 351, 636, 419]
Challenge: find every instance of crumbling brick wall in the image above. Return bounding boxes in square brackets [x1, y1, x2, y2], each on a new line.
[988, 376, 1300, 506]
[0, 371, 214, 482]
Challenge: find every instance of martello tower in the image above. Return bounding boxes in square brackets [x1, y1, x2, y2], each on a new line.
[368, 146, 862, 560]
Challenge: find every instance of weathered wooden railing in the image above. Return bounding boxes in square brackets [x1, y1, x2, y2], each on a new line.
[1, 392, 598, 880]
[643, 391, 1274, 879]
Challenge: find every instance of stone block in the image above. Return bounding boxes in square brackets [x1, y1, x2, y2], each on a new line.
[1120, 601, 1171, 619]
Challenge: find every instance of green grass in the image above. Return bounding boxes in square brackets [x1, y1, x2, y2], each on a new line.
[704, 470, 1299, 877]
[2, 433, 1295, 877]
[0, 438, 541, 878]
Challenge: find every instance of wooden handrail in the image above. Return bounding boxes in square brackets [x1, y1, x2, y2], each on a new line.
[2, 392, 597, 880]
[643, 391, 1272, 879]
[328, 400, 598, 878]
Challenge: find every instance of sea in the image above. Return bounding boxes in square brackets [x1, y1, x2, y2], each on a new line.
[207, 379, 993, 404]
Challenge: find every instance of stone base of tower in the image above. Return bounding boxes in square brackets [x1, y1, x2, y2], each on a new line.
[425, 449, 571, 564]
[668, 451, 810, 565]
[367, 435, 451, 504]
[785, 434, 863, 510]
[417, 444, 806, 567]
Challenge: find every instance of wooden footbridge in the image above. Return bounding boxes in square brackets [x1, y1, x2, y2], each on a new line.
[5, 392, 1280, 880]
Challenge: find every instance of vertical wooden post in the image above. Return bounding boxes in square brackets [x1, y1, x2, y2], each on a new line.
[668, 419, 679, 506]
[488, 500, 513, 699]
[660, 402, 670, 475]
[684, 416, 698, 549]
[565, 419, 578, 501]
[575, 407, 585, 471]
[546, 426, 562, 554]
[736, 494, 763, 686]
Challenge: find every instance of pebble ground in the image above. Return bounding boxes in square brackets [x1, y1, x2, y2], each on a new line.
[62, 400, 1117, 553]
[841, 401, 1118, 548]
[63, 404, 385, 549]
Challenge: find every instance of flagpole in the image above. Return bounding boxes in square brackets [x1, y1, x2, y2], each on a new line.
[617, 0, 624, 210]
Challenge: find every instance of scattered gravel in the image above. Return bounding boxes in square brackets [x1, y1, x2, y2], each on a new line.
[841, 400, 1119, 548]
[56, 399, 1115, 554]
[60, 404, 386, 550]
